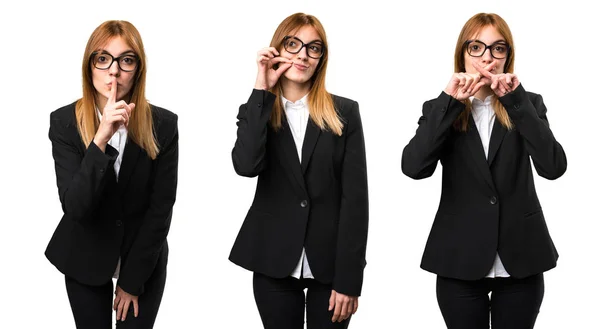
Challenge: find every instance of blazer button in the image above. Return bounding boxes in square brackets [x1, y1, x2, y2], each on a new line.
[257, 103, 262, 108]
[300, 200, 308, 208]
[100, 168, 105, 173]
[489, 196, 498, 205]
[441, 107, 446, 112]
[116, 220, 122, 227]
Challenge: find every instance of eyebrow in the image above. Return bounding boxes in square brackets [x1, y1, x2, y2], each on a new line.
[473, 39, 507, 44]
[97, 50, 137, 56]
[290, 36, 323, 44]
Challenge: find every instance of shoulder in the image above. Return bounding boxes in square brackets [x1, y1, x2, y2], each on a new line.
[150, 104, 178, 142]
[331, 94, 359, 118]
[50, 101, 78, 124]
[151, 104, 178, 126]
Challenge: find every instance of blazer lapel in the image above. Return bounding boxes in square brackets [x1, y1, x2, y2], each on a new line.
[116, 138, 142, 195]
[465, 115, 496, 191]
[276, 118, 307, 194]
[487, 118, 507, 166]
[300, 119, 321, 175]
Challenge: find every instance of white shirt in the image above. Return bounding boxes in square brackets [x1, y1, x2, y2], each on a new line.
[282, 94, 314, 279]
[470, 96, 510, 278]
[97, 109, 128, 279]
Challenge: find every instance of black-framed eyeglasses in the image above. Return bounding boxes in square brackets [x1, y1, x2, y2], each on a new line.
[464, 40, 510, 59]
[91, 51, 139, 72]
[283, 36, 325, 59]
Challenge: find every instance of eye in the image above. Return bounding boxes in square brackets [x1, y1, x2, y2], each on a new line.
[96, 55, 109, 63]
[493, 44, 507, 54]
[309, 44, 322, 53]
[288, 40, 297, 47]
[121, 56, 137, 64]
[469, 44, 481, 51]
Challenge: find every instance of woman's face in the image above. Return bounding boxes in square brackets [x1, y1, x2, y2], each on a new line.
[91, 36, 138, 109]
[279, 25, 323, 87]
[464, 25, 508, 75]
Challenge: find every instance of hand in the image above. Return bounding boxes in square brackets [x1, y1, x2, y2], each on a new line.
[472, 61, 520, 97]
[328, 289, 358, 323]
[444, 62, 496, 101]
[114, 285, 139, 322]
[93, 77, 135, 151]
[254, 47, 293, 90]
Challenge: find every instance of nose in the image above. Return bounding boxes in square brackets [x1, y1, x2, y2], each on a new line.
[480, 47, 493, 63]
[108, 60, 121, 76]
[297, 46, 309, 61]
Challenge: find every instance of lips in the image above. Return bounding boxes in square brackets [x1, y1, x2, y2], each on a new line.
[293, 63, 309, 71]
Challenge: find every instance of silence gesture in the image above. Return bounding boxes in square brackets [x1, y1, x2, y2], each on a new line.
[93, 76, 135, 151]
[254, 47, 293, 90]
[472, 61, 520, 97]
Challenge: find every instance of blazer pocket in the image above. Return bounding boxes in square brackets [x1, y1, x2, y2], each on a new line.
[524, 209, 542, 218]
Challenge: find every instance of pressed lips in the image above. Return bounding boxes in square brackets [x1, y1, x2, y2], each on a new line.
[293, 63, 309, 71]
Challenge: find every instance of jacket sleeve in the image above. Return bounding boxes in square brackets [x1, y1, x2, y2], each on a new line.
[231, 89, 276, 177]
[49, 110, 118, 222]
[333, 100, 369, 297]
[499, 84, 567, 179]
[401, 92, 465, 179]
[117, 115, 179, 296]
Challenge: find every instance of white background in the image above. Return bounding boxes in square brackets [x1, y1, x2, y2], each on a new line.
[1, 0, 597, 328]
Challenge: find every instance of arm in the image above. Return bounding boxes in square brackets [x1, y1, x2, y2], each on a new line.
[231, 89, 276, 177]
[117, 116, 178, 296]
[500, 84, 567, 179]
[401, 92, 465, 179]
[49, 110, 118, 222]
[333, 101, 369, 297]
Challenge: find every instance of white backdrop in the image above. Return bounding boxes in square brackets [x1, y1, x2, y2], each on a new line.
[1, 0, 597, 328]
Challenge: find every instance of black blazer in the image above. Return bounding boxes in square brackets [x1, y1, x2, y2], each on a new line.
[45, 102, 178, 296]
[402, 84, 567, 280]
[230, 89, 369, 296]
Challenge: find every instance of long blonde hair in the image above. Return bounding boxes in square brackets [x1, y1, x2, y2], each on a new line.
[454, 13, 515, 132]
[268, 13, 343, 136]
[76, 20, 158, 159]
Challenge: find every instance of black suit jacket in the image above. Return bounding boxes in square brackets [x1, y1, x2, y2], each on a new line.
[402, 84, 567, 280]
[45, 102, 178, 295]
[230, 89, 369, 296]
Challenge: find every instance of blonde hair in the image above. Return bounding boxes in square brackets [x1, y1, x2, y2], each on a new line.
[76, 20, 158, 159]
[453, 13, 515, 132]
[268, 13, 343, 136]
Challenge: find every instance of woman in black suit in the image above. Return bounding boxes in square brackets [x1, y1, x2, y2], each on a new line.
[230, 12, 369, 329]
[402, 13, 566, 329]
[46, 20, 178, 329]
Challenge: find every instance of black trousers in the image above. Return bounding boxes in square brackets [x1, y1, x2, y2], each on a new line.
[253, 272, 351, 329]
[64, 251, 167, 329]
[436, 273, 544, 329]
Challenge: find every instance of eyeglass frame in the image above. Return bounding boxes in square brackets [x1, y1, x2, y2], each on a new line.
[463, 40, 511, 59]
[282, 36, 326, 59]
[91, 51, 139, 72]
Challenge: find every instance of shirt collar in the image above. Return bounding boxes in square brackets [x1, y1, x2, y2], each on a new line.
[282, 93, 309, 110]
[470, 95, 494, 107]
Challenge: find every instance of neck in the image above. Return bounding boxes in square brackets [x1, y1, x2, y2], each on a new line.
[280, 78, 311, 102]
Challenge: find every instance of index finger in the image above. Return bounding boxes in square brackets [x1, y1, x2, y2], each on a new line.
[471, 62, 492, 79]
[108, 77, 117, 104]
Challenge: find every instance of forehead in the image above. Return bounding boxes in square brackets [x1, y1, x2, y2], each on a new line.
[289, 25, 321, 42]
[98, 36, 134, 54]
[470, 25, 505, 43]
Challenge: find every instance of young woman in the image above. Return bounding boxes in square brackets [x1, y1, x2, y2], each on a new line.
[46, 20, 178, 328]
[402, 13, 567, 329]
[230, 12, 369, 329]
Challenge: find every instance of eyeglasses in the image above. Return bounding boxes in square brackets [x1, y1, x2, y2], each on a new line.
[464, 40, 510, 59]
[91, 52, 139, 72]
[283, 36, 325, 59]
